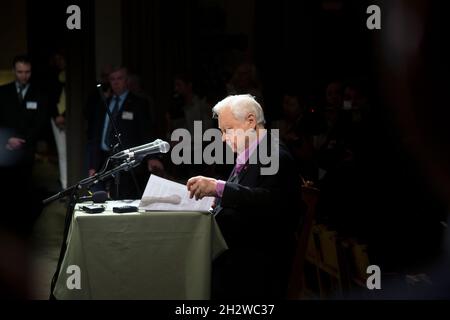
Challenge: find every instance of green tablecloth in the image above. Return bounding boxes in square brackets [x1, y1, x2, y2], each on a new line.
[53, 201, 227, 300]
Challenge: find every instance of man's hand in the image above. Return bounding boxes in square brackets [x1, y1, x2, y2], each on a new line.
[6, 137, 26, 150]
[88, 169, 96, 177]
[187, 176, 217, 200]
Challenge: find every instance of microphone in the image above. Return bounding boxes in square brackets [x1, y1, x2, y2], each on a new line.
[112, 139, 170, 160]
[78, 190, 109, 203]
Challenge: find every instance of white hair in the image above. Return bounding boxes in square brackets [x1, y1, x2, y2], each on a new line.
[212, 94, 265, 125]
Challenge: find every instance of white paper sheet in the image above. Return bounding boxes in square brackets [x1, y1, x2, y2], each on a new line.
[139, 175, 214, 212]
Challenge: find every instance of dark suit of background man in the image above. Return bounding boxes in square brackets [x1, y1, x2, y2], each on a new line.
[87, 67, 163, 199]
[0, 55, 47, 235]
[187, 94, 303, 299]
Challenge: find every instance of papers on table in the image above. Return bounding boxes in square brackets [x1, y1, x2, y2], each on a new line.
[139, 175, 214, 212]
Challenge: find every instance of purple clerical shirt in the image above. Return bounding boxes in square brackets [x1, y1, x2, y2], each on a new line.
[215, 131, 266, 197]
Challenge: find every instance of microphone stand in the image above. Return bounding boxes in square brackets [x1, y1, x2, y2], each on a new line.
[97, 84, 141, 198]
[44, 157, 140, 300]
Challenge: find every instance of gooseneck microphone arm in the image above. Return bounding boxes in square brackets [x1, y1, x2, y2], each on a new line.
[45, 157, 141, 300]
[43, 138, 170, 300]
[97, 84, 124, 153]
[96, 84, 141, 197]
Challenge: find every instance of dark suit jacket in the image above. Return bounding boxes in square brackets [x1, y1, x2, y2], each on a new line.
[0, 82, 47, 167]
[214, 133, 302, 251]
[87, 91, 156, 171]
[211, 133, 303, 298]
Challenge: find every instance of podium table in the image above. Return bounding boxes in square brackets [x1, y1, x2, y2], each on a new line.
[53, 201, 227, 299]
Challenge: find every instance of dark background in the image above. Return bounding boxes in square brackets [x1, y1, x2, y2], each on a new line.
[1, 0, 449, 298]
[21, 0, 381, 179]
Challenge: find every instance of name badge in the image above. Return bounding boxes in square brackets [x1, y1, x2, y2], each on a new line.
[122, 111, 134, 120]
[26, 101, 38, 110]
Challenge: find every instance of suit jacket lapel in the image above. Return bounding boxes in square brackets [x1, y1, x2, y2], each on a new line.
[213, 132, 271, 214]
[236, 162, 252, 184]
[237, 132, 271, 185]
[122, 93, 133, 111]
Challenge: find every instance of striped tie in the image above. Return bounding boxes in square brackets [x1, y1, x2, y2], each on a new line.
[17, 85, 25, 105]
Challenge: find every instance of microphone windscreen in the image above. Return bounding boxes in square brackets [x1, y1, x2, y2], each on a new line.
[159, 141, 170, 154]
[92, 191, 108, 203]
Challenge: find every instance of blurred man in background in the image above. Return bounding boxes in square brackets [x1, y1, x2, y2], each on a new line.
[0, 55, 47, 235]
[86, 66, 163, 199]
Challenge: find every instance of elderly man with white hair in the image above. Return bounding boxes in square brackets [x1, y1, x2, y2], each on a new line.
[187, 94, 302, 299]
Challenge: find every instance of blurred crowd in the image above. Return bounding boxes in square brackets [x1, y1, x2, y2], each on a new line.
[0, 51, 447, 285]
